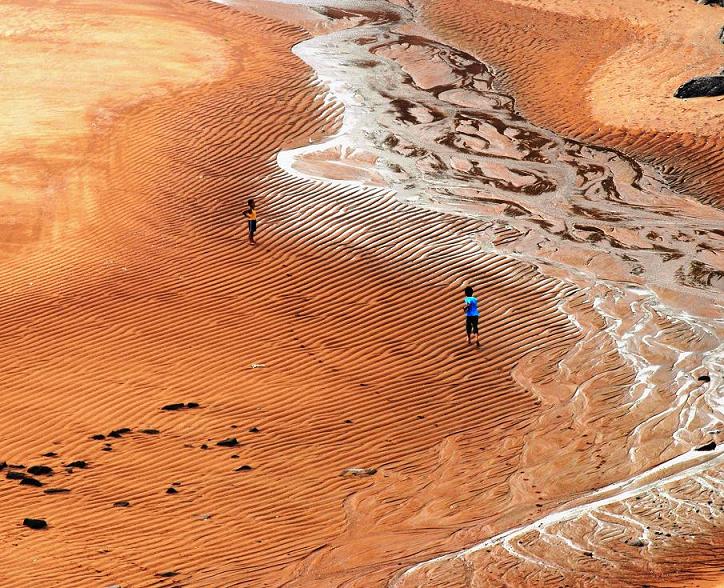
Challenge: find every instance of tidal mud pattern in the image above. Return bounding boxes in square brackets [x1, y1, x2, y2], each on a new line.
[278, 1, 724, 586]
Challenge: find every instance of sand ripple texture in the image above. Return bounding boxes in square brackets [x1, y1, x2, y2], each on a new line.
[0, 0, 720, 587]
[274, 1, 723, 586]
[0, 0, 587, 586]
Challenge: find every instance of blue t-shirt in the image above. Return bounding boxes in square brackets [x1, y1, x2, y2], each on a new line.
[464, 296, 479, 316]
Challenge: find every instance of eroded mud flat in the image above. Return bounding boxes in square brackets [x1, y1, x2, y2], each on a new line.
[273, 0, 724, 585]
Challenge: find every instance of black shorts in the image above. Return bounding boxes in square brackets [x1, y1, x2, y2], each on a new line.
[465, 315, 479, 335]
[248, 220, 257, 234]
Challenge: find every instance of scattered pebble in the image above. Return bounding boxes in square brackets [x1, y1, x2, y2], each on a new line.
[113, 501, 130, 508]
[629, 539, 647, 547]
[101, 447, 113, 452]
[44, 488, 70, 495]
[231, 455, 239, 459]
[583, 551, 593, 557]
[236, 465, 253, 472]
[66, 461, 88, 469]
[23, 518, 48, 530]
[248, 427, 260, 433]
[6, 471, 26, 481]
[698, 375, 711, 382]
[41, 452, 58, 458]
[217, 438, 239, 448]
[162, 403, 185, 411]
[344, 419, 353, 424]
[166, 487, 178, 495]
[91, 434, 106, 441]
[250, 363, 266, 369]
[156, 571, 178, 578]
[162, 403, 199, 411]
[108, 428, 131, 439]
[20, 477, 43, 487]
[140, 429, 160, 435]
[341, 467, 377, 477]
[200, 444, 209, 450]
[28, 465, 53, 476]
[0, 461, 5, 471]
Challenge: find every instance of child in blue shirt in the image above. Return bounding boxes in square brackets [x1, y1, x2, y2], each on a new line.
[464, 286, 479, 347]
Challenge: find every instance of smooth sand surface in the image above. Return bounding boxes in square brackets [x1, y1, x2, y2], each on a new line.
[0, 0, 721, 586]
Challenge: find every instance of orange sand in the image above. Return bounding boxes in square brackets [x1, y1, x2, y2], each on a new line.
[0, 0, 721, 586]
[0, 1, 582, 585]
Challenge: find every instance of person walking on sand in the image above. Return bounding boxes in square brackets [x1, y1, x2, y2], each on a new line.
[464, 286, 480, 347]
[242, 198, 257, 245]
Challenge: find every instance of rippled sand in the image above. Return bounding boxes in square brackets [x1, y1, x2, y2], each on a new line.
[0, 0, 721, 586]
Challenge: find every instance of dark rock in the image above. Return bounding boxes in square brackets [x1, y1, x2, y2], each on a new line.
[200, 444, 209, 450]
[186, 402, 200, 409]
[231, 454, 240, 459]
[230, 425, 238, 429]
[171, 482, 181, 486]
[101, 447, 113, 452]
[20, 477, 43, 487]
[66, 461, 88, 469]
[41, 452, 58, 458]
[674, 75, 724, 98]
[44, 488, 70, 495]
[28, 465, 53, 476]
[140, 429, 160, 435]
[0, 461, 6, 471]
[629, 539, 647, 547]
[162, 403, 185, 411]
[344, 419, 353, 424]
[91, 434, 106, 440]
[166, 487, 178, 494]
[109, 428, 131, 438]
[583, 551, 593, 557]
[23, 518, 47, 530]
[156, 571, 178, 578]
[697, 0, 723, 5]
[9, 464, 25, 469]
[695, 441, 717, 451]
[113, 501, 130, 507]
[6, 471, 26, 480]
[698, 375, 711, 382]
[236, 465, 253, 472]
[217, 438, 239, 448]
[248, 427, 260, 433]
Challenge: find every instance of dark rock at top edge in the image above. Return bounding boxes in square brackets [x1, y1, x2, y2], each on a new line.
[695, 440, 717, 451]
[674, 75, 724, 98]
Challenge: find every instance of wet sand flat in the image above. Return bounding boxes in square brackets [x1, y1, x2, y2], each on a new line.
[418, 0, 724, 207]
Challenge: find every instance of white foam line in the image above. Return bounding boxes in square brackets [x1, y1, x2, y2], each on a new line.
[391, 447, 724, 585]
